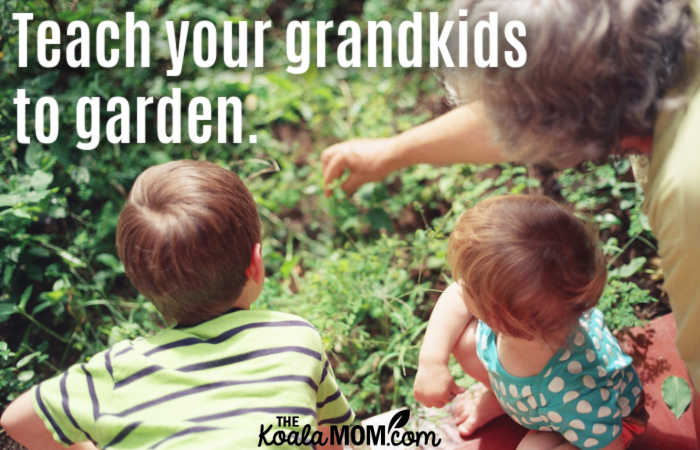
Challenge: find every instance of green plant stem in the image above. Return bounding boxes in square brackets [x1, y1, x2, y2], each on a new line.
[17, 309, 70, 344]
[636, 234, 657, 251]
[607, 234, 640, 269]
[58, 330, 78, 368]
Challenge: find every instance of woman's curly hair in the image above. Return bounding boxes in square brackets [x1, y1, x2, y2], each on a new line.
[444, 0, 697, 167]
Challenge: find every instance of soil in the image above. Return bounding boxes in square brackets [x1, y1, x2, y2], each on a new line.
[0, 434, 24, 450]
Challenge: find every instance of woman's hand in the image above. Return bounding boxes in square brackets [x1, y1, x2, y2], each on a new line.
[320, 104, 506, 197]
[321, 137, 397, 196]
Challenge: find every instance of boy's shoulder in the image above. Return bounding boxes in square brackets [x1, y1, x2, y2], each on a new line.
[38, 309, 329, 399]
[50, 309, 325, 376]
[245, 308, 317, 326]
[244, 309, 323, 347]
[234, 309, 320, 333]
[219, 308, 321, 339]
[73, 309, 327, 385]
[147, 308, 324, 353]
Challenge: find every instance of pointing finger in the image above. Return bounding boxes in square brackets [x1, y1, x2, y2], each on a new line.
[323, 154, 346, 196]
[320, 145, 336, 165]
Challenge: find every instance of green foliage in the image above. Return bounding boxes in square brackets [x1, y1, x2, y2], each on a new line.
[663, 376, 692, 419]
[0, 340, 45, 401]
[0, 0, 662, 421]
[558, 161, 658, 330]
[0, 0, 456, 409]
[598, 280, 654, 330]
[258, 231, 439, 416]
[557, 159, 653, 241]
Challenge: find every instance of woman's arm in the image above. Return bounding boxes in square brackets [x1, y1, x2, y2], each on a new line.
[321, 102, 507, 195]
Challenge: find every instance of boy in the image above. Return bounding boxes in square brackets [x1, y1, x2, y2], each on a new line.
[1, 160, 353, 449]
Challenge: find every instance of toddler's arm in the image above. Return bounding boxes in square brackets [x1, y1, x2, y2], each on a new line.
[414, 282, 473, 407]
[317, 425, 341, 450]
[1, 390, 98, 450]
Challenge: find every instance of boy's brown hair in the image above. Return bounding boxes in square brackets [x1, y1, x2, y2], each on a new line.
[116, 160, 261, 325]
[448, 195, 606, 340]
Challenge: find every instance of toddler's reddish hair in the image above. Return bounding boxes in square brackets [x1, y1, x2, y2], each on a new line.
[448, 195, 606, 340]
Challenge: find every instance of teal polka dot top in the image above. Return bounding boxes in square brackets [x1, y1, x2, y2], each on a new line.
[476, 308, 642, 449]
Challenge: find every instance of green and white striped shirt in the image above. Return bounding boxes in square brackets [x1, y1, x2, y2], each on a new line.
[33, 309, 354, 449]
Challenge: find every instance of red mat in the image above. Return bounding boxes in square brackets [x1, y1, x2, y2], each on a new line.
[429, 314, 697, 450]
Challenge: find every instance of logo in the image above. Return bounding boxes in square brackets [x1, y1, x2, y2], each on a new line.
[258, 409, 442, 447]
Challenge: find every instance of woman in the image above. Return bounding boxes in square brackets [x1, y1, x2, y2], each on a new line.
[322, 0, 700, 441]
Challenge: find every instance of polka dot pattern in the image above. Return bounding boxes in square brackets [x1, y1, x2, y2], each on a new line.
[547, 411, 563, 423]
[586, 349, 596, 363]
[563, 390, 579, 404]
[510, 384, 518, 397]
[549, 377, 565, 393]
[568, 361, 582, 374]
[569, 419, 585, 430]
[560, 350, 571, 362]
[564, 430, 578, 442]
[527, 396, 538, 409]
[474, 308, 643, 449]
[576, 400, 592, 414]
[584, 438, 599, 447]
[592, 424, 607, 435]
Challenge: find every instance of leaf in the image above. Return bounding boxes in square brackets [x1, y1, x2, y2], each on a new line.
[17, 370, 34, 382]
[57, 249, 87, 268]
[0, 190, 51, 207]
[24, 143, 43, 169]
[96, 253, 123, 271]
[16, 351, 41, 369]
[367, 208, 393, 231]
[387, 409, 410, 431]
[279, 254, 302, 279]
[69, 166, 90, 185]
[595, 212, 622, 228]
[663, 376, 692, 419]
[19, 285, 33, 311]
[0, 303, 17, 323]
[0, 194, 22, 208]
[3, 265, 15, 285]
[610, 257, 646, 279]
[29, 170, 53, 190]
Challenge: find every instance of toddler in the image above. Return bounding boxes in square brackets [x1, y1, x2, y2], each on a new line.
[414, 195, 647, 450]
[1, 160, 353, 449]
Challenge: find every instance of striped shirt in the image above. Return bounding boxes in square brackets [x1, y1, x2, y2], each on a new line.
[32, 309, 354, 449]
